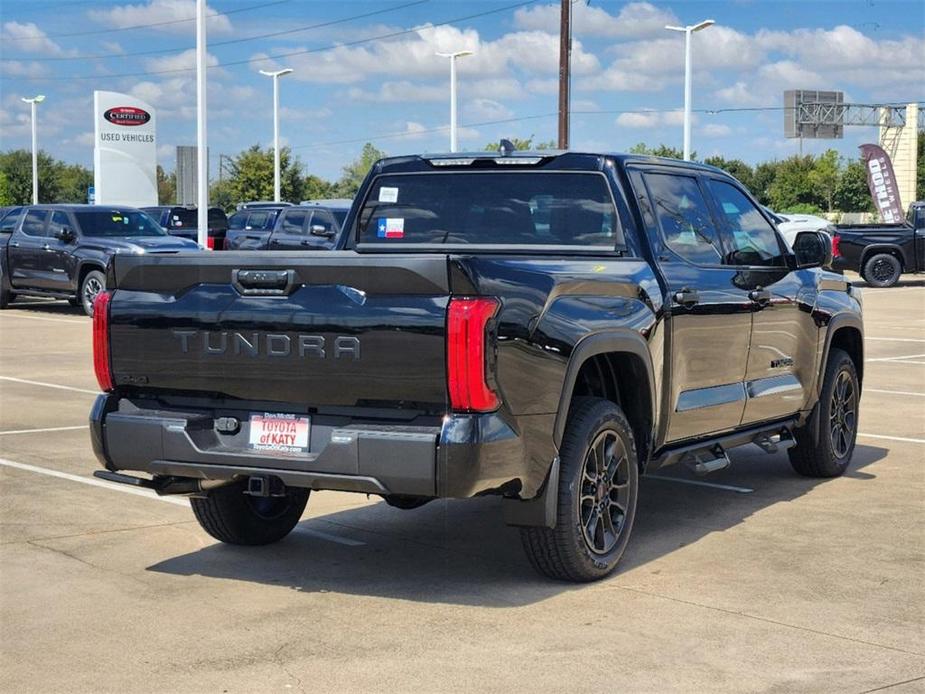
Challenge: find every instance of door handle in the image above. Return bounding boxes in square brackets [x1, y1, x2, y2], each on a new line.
[42, 244, 52, 252]
[300, 239, 311, 246]
[748, 288, 772, 305]
[10, 241, 19, 248]
[673, 288, 700, 307]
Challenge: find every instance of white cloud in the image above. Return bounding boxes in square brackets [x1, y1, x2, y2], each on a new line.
[514, 2, 678, 40]
[342, 81, 446, 103]
[464, 98, 513, 122]
[615, 110, 693, 129]
[700, 123, 732, 138]
[88, 0, 232, 34]
[1, 21, 75, 57]
[0, 60, 50, 78]
[144, 48, 220, 74]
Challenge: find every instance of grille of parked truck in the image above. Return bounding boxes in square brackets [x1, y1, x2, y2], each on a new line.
[89, 151, 863, 582]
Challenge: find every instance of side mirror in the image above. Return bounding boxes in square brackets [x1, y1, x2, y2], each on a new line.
[55, 227, 76, 242]
[793, 230, 832, 269]
[310, 224, 335, 237]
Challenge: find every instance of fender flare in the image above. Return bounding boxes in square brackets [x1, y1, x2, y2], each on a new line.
[815, 312, 864, 397]
[859, 244, 908, 272]
[552, 330, 657, 449]
[75, 260, 106, 293]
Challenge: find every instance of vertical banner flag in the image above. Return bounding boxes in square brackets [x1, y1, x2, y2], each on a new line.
[859, 144, 904, 224]
[93, 91, 157, 207]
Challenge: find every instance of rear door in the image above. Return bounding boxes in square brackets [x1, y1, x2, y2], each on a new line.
[304, 209, 338, 249]
[43, 210, 75, 291]
[268, 208, 311, 250]
[8, 209, 50, 289]
[705, 177, 816, 424]
[629, 168, 753, 443]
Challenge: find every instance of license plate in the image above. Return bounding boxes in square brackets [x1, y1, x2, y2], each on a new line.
[248, 413, 310, 454]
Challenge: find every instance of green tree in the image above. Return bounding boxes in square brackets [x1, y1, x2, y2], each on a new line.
[749, 162, 779, 206]
[767, 155, 820, 211]
[334, 143, 386, 198]
[157, 165, 176, 205]
[225, 145, 305, 204]
[53, 162, 93, 203]
[0, 171, 13, 206]
[303, 174, 336, 201]
[808, 149, 840, 213]
[834, 159, 874, 213]
[209, 178, 236, 212]
[628, 143, 688, 160]
[704, 156, 755, 192]
[0, 149, 61, 204]
[484, 137, 556, 151]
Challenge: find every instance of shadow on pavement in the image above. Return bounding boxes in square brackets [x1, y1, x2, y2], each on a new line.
[147, 443, 887, 607]
[4, 299, 85, 317]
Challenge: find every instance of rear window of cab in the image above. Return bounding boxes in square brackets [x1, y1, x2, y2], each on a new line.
[356, 171, 622, 248]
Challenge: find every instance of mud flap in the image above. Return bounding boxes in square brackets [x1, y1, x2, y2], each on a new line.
[501, 457, 559, 529]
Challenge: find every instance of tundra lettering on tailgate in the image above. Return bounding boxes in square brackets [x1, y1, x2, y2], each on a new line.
[172, 329, 360, 359]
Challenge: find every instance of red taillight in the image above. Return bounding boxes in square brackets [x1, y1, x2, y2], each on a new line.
[92, 291, 113, 392]
[831, 233, 841, 258]
[206, 236, 215, 250]
[447, 297, 500, 412]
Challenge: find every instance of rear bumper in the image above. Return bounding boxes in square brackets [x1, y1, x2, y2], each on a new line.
[90, 394, 556, 499]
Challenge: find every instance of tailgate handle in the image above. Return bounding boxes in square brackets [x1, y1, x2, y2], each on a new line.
[233, 269, 297, 296]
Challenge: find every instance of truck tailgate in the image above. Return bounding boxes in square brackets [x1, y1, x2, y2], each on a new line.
[107, 252, 450, 409]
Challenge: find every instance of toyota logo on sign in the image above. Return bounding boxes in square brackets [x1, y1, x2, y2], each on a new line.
[104, 107, 151, 126]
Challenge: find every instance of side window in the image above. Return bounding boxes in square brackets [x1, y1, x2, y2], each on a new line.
[245, 211, 270, 229]
[0, 207, 23, 233]
[310, 210, 336, 235]
[706, 179, 786, 267]
[280, 210, 308, 234]
[48, 211, 71, 237]
[643, 173, 723, 264]
[21, 210, 48, 237]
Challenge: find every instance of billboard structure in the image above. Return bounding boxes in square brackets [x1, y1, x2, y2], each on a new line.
[93, 91, 157, 207]
[784, 90, 845, 139]
[175, 145, 209, 206]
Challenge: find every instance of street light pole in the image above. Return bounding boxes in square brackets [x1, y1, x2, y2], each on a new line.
[436, 51, 473, 152]
[196, 0, 208, 248]
[259, 68, 294, 202]
[665, 19, 714, 160]
[21, 95, 45, 204]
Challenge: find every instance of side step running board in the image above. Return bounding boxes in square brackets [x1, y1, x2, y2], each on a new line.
[650, 419, 798, 472]
[682, 444, 731, 476]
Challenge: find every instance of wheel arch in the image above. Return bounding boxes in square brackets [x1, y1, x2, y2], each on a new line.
[860, 245, 907, 273]
[553, 331, 656, 469]
[819, 313, 864, 395]
[76, 261, 106, 295]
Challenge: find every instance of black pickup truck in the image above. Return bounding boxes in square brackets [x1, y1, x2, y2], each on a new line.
[833, 201, 925, 287]
[90, 151, 863, 582]
[0, 205, 199, 315]
[223, 201, 348, 251]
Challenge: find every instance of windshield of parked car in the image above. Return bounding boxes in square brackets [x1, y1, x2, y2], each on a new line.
[357, 171, 622, 247]
[75, 209, 168, 237]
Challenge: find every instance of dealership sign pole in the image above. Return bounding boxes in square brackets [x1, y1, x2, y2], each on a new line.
[196, 0, 209, 249]
[21, 95, 45, 204]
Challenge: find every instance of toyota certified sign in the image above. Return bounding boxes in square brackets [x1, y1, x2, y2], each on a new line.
[103, 106, 151, 127]
[94, 91, 157, 207]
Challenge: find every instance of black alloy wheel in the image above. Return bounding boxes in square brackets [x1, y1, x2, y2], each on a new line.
[81, 270, 106, 317]
[580, 429, 631, 555]
[829, 369, 857, 459]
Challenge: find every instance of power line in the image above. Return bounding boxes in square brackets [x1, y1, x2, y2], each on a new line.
[3, 0, 430, 62]
[24, 0, 538, 81]
[1, 0, 291, 42]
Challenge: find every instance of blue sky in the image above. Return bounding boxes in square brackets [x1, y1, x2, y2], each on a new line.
[1, 0, 923, 181]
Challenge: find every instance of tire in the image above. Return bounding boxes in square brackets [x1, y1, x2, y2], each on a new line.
[190, 481, 310, 546]
[862, 253, 901, 288]
[0, 287, 12, 309]
[67, 297, 80, 307]
[788, 347, 859, 478]
[521, 397, 639, 582]
[79, 270, 106, 317]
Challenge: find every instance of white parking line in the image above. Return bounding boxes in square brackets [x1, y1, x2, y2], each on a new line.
[0, 457, 366, 547]
[858, 433, 925, 444]
[866, 337, 925, 343]
[0, 376, 98, 395]
[867, 354, 925, 363]
[645, 475, 754, 494]
[0, 425, 89, 436]
[0, 313, 85, 325]
[865, 388, 925, 398]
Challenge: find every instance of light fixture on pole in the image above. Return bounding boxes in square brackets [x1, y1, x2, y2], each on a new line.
[436, 50, 473, 152]
[664, 19, 714, 160]
[259, 68, 294, 203]
[21, 95, 45, 204]
[195, 0, 209, 248]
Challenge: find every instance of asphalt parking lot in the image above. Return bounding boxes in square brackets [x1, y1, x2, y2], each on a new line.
[1, 275, 923, 694]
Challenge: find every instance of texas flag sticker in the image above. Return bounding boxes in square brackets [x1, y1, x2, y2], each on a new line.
[376, 217, 405, 239]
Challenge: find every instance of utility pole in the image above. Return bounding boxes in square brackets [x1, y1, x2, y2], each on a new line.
[21, 95, 45, 204]
[436, 51, 473, 152]
[557, 0, 571, 149]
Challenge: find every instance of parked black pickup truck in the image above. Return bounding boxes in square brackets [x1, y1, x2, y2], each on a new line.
[0, 205, 199, 315]
[833, 201, 924, 287]
[224, 201, 348, 251]
[90, 151, 863, 581]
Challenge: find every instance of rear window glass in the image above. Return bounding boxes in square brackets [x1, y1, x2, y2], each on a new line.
[74, 210, 167, 237]
[167, 208, 198, 229]
[357, 172, 621, 247]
